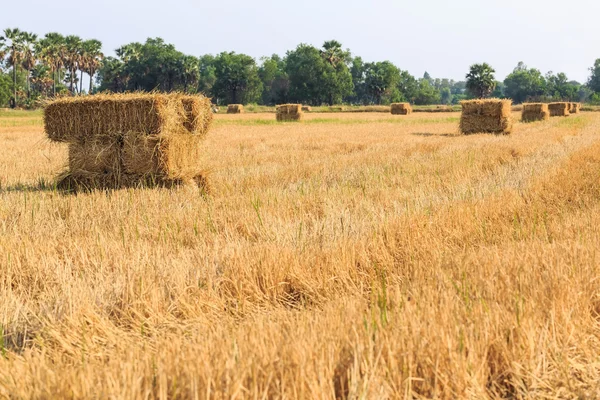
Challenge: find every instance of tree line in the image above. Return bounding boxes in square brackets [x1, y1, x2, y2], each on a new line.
[2, 27, 600, 108]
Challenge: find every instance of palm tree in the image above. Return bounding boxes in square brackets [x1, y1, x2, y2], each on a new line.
[1, 28, 24, 105]
[36, 33, 66, 96]
[64, 35, 82, 94]
[320, 40, 351, 105]
[180, 55, 199, 93]
[20, 32, 38, 97]
[321, 40, 349, 68]
[81, 39, 103, 94]
[466, 63, 497, 99]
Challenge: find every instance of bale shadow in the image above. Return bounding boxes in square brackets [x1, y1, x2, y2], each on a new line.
[0, 179, 59, 194]
[411, 132, 460, 138]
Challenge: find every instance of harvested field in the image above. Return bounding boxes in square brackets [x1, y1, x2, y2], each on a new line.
[1, 110, 600, 399]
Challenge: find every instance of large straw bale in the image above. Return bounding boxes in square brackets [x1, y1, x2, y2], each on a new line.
[521, 103, 550, 122]
[227, 104, 244, 114]
[44, 93, 213, 143]
[390, 103, 412, 115]
[548, 102, 570, 117]
[276, 104, 303, 121]
[122, 132, 204, 179]
[460, 99, 513, 135]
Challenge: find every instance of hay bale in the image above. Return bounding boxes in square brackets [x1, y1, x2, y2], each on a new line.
[569, 102, 581, 114]
[548, 102, 570, 117]
[459, 99, 513, 135]
[521, 103, 550, 122]
[227, 104, 244, 114]
[390, 103, 412, 115]
[301, 106, 312, 112]
[276, 104, 303, 122]
[122, 132, 204, 179]
[44, 93, 213, 143]
[68, 137, 122, 175]
[44, 93, 213, 191]
[181, 95, 214, 135]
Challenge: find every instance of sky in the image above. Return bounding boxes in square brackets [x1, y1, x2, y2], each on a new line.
[2, 0, 599, 83]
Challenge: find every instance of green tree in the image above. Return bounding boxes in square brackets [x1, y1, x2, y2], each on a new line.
[212, 51, 262, 104]
[101, 38, 198, 93]
[397, 71, 419, 103]
[285, 42, 352, 105]
[80, 39, 103, 94]
[258, 54, 288, 105]
[363, 61, 400, 104]
[320, 40, 353, 105]
[414, 79, 441, 105]
[588, 59, 600, 93]
[198, 54, 217, 96]
[0, 71, 12, 106]
[20, 32, 37, 97]
[97, 57, 126, 92]
[545, 72, 579, 101]
[1, 28, 24, 105]
[503, 62, 546, 103]
[64, 35, 82, 93]
[465, 63, 496, 98]
[36, 33, 66, 96]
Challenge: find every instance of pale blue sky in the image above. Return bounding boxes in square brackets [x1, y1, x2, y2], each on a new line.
[2, 0, 598, 83]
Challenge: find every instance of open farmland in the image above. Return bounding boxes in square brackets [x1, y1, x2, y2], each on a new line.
[1, 110, 600, 398]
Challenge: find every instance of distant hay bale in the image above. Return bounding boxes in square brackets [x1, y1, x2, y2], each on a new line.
[548, 102, 570, 117]
[44, 93, 212, 143]
[521, 103, 550, 122]
[569, 102, 581, 114]
[459, 99, 513, 135]
[276, 104, 303, 122]
[227, 104, 244, 114]
[301, 106, 312, 112]
[390, 103, 412, 115]
[43, 93, 212, 191]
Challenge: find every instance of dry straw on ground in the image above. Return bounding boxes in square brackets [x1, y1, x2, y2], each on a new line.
[44, 93, 212, 191]
[276, 104, 303, 121]
[521, 103, 550, 122]
[549, 102, 570, 117]
[390, 102, 412, 115]
[227, 104, 244, 114]
[4, 111, 600, 398]
[460, 99, 513, 134]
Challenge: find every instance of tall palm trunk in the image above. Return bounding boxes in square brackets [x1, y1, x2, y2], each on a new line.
[80, 70, 84, 94]
[13, 56, 17, 105]
[89, 69, 94, 94]
[52, 66, 56, 97]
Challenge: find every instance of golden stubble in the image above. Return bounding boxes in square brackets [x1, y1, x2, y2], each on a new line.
[1, 112, 599, 399]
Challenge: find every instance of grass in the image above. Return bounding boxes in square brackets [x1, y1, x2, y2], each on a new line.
[1, 111, 600, 398]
